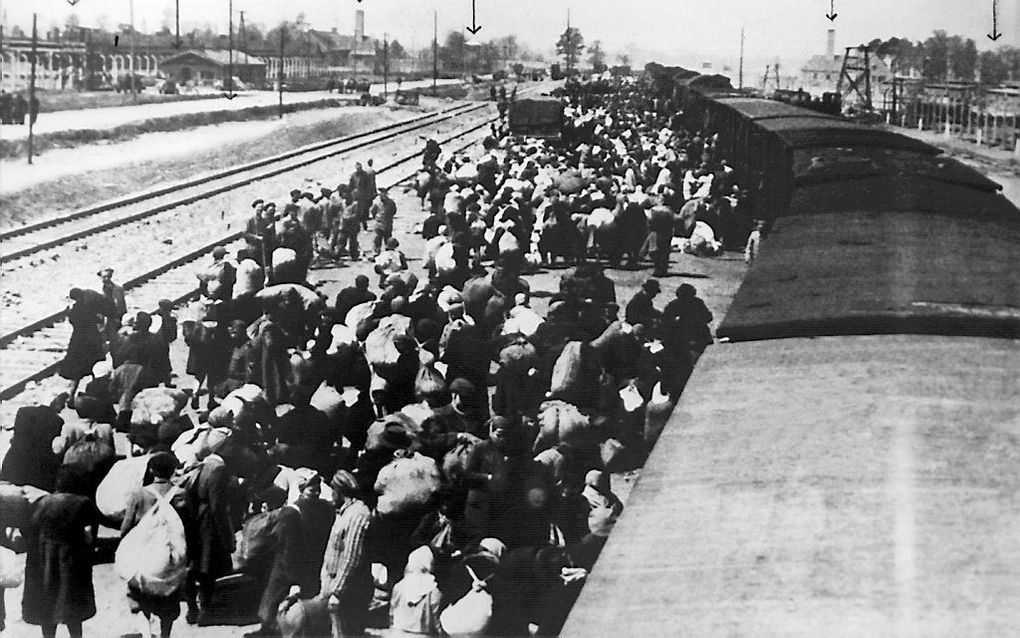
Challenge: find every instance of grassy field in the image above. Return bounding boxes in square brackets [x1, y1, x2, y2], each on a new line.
[34, 89, 221, 113]
[0, 98, 357, 160]
[0, 108, 411, 228]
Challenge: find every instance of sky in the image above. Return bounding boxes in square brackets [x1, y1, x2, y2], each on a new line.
[7, 0, 1020, 70]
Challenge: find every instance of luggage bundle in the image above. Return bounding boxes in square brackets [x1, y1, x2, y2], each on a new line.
[534, 400, 591, 453]
[365, 315, 414, 370]
[96, 454, 152, 522]
[374, 452, 441, 515]
[0, 482, 49, 530]
[115, 490, 188, 596]
[414, 364, 448, 405]
[130, 387, 188, 426]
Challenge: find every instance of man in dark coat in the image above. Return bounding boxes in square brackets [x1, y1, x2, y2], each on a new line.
[246, 487, 304, 638]
[334, 275, 376, 324]
[625, 279, 661, 327]
[349, 162, 373, 230]
[183, 449, 236, 625]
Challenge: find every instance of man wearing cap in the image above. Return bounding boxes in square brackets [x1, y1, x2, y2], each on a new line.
[321, 469, 374, 638]
[625, 279, 662, 327]
[369, 187, 397, 257]
[98, 267, 127, 343]
[348, 162, 373, 231]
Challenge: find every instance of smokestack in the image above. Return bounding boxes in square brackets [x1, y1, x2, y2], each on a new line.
[826, 29, 835, 58]
[355, 9, 365, 41]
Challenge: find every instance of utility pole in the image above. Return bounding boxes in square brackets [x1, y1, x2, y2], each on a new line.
[278, 26, 285, 118]
[738, 25, 745, 90]
[383, 33, 389, 99]
[227, 0, 233, 92]
[129, 0, 137, 101]
[432, 10, 438, 91]
[28, 13, 38, 165]
[566, 8, 572, 76]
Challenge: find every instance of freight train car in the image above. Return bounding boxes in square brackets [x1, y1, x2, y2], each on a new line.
[508, 97, 565, 140]
[563, 68, 1020, 636]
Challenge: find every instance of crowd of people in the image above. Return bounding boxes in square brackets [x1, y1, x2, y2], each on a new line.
[0, 90, 40, 126]
[0, 74, 744, 638]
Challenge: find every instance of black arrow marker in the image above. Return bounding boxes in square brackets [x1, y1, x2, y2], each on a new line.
[114, 35, 119, 47]
[467, 0, 482, 34]
[66, 0, 80, 5]
[171, 0, 183, 49]
[988, 0, 1002, 40]
[826, 0, 837, 22]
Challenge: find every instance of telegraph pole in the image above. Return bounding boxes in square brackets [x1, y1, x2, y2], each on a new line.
[227, 0, 233, 93]
[278, 26, 285, 118]
[433, 11, 438, 91]
[129, 0, 137, 101]
[28, 13, 38, 165]
[383, 33, 389, 99]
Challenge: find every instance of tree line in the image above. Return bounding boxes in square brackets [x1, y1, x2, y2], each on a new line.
[868, 31, 1020, 86]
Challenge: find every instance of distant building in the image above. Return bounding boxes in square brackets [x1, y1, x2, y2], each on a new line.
[799, 29, 891, 97]
[261, 9, 379, 82]
[160, 49, 266, 87]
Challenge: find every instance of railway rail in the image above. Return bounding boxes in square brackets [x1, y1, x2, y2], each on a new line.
[0, 104, 508, 401]
[0, 102, 484, 264]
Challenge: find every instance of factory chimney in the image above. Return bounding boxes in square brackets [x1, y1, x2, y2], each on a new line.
[827, 28, 836, 59]
[355, 9, 365, 41]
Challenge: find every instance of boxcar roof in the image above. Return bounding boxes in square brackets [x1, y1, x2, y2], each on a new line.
[717, 206, 1020, 342]
[756, 118, 939, 152]
[714, 97, 836, 121]
[791, 148, 1003, 192]
[563, 334, 1020, 637]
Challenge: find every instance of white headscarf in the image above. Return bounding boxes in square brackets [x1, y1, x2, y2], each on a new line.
[398, 546, 437, 604]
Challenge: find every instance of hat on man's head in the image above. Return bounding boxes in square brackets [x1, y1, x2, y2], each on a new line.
[379, 422, 412, 450]
[252, 198, 264, 208]
[642, 279, 661, 293]
[98, 267, 114, 278]
[385, 237, 400, 249]
[290, 189, 302, 197]
[450, 378, 475, 396]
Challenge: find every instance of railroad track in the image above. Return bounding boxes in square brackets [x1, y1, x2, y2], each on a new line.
[0, 101, 485, 264]
[0, 114, 501, 401]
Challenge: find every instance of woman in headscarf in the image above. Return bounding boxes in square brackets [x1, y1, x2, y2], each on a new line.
[21, 464, 101, 638]
[0, 405, 64, 492]
[387, 546, 444, 637]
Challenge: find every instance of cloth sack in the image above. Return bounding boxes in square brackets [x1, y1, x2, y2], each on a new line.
[114, 489, 188, 596]
[439, 565, 492, 636]
[0, 483, 49, 530]
[0, 546, 23, 588]
[374, 452, 441, 515]
[96, 454, 153, 522]
[130, 387, 187, 426]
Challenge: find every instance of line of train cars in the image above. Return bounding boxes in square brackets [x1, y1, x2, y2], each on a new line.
[563, 67, 1020, 635]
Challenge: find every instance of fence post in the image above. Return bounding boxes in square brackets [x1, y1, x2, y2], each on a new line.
[977, 126, 983, 146]
[1014, 138, 1020, 159]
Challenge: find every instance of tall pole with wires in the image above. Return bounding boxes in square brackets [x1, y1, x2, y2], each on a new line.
[28, 13, 38, 165]
[433, 11, 438, 91]
[129, 0, 137, 101]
